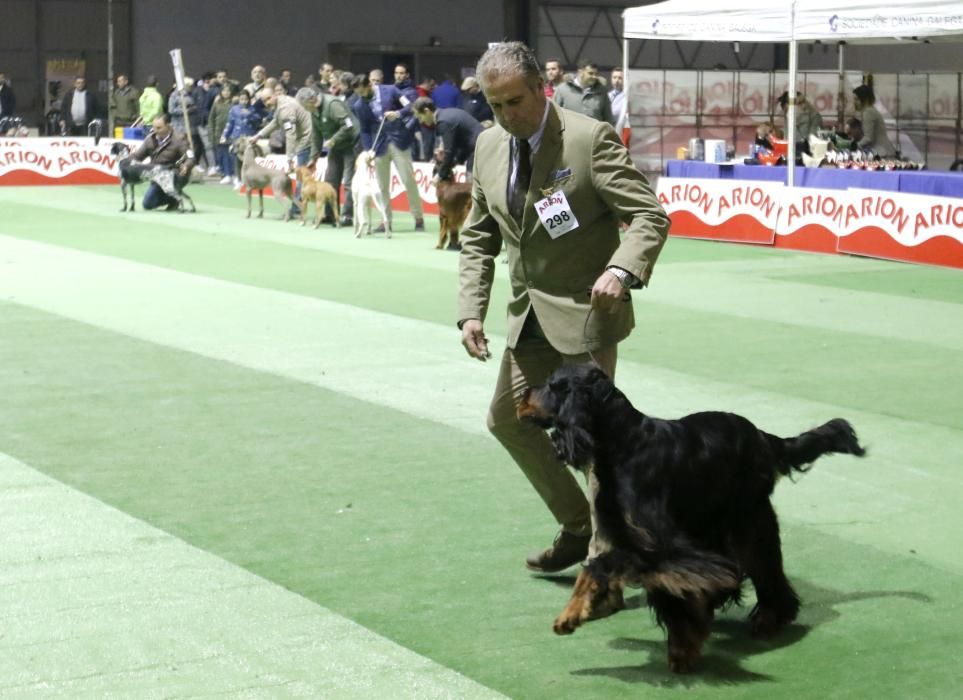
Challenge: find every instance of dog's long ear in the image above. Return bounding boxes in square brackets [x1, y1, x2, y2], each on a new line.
[550, 391, 596, 469]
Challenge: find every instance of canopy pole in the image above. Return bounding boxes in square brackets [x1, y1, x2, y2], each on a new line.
[622, 37, 630, 146]
[837, 42, 846, 129]
[787, 1, 797, 188]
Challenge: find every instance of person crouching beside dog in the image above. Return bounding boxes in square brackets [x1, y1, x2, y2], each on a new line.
[129, 114, 195, 211]
[412, 96, 482, 183]
[310, 88, 360, 226]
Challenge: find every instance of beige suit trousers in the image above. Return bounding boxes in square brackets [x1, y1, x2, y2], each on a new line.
[486, 314, 616, 554]
[374, 143, 424, 222]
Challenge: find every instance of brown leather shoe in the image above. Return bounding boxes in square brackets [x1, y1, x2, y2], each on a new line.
[526, 531, 591, 573]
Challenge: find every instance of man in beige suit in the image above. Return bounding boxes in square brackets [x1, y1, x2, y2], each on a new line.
[458, 42, 670, 577]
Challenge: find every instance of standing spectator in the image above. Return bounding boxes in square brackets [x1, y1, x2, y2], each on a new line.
[251, 87, 314, 215]
[333, 71, 355, 104]
[209, 83, 234, 184]
[244, 65, 267, 97]
[279, 69, 298, 96]
[311, 89, 360, 225]
[304, 74, 319, 90]
[431, 75, 461, 109]
[139, 75, 164, 125]
[608, 68, 625, 127]
[0, 72, 16, 120]
[393, 64, 423, 160]
[552, 59, 614, 125]
[459, 77, 493, 125]
[457, 41, 669, 576]
[61, 76, 98, 135]
[412, 97, 481, 181]
[192, 74, 216, 174]
[352, 74, 425, 233]
[168, 79, 196, 135]
[543, 58, 563, 98]
[853, 84, 896, 157]
[318, 62, 335, 93]
[110, 74, 140, 129]
[417, 75, 436, 98]
[221, 89, 260, 188]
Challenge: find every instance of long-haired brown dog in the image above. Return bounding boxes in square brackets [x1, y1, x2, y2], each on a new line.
[434, 176, 472, 250]
[294, 165, 340, 228]
[518, 363, 866, 673]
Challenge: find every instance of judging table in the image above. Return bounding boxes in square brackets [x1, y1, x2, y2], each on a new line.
[664, 160, 963, 199]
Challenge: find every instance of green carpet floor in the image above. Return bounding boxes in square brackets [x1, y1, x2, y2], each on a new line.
[0, 183, 960, 698]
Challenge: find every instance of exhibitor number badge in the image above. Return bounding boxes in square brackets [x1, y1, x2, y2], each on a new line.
[534, 190, 579, 239]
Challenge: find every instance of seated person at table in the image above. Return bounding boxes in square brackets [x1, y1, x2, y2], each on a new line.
[754, 122, 774, 148]
[845, 117, 864, 151]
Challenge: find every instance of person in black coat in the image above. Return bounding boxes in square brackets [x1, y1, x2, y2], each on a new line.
[458, 77, 493, 125]
[60, 76, 98, 135]
[0, 72, 16, 120]
[412, 97, 482, 181]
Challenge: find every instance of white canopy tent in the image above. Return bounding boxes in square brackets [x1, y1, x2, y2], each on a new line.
[622, 0, 963, 184]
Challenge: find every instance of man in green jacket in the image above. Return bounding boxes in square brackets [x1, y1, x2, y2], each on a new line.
[458, 42, 669, 580]
[551, 59, 614, 125]
[110, 74, 140, 129]
[311, 90, 360, 224]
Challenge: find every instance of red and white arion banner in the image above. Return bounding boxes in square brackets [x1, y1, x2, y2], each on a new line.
[656, 177, 783, 245]
[779, 187, 963, 269]
[0, 137, 139, 185]
[656, 176, 963, 269]
[0, 137, 467, 215]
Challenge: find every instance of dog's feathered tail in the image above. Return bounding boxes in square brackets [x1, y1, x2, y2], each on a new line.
[592, 517, 741, 600]
[773, 418, 866, 477]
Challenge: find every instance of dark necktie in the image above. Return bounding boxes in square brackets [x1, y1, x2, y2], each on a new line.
[509, 138, 531, 223]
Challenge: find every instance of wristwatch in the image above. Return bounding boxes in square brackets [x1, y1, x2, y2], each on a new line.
[606, 266, 636, 290]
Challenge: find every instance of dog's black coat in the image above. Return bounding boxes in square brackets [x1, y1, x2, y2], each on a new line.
[520, 363, 866, 668]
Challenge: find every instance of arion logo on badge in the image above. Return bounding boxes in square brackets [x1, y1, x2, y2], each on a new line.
[829, 14, 839, 32]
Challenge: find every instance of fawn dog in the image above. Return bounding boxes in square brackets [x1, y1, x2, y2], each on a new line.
[234, 137, 296, 220]
[294, 165, 340, 228]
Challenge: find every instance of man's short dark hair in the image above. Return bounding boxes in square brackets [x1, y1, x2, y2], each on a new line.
[154, 113, 171, 125]
[352, 75, 371, 91]
[146, 75, 157, 88]
[413, 96, 436, 114]
[853, 84, 876, 105]
[577, 59, 599, 71]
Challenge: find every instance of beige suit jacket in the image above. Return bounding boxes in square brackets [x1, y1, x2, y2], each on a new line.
[458, 103, 669, 355]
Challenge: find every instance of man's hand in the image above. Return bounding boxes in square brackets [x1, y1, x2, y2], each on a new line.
[461, 319, 491, 361]
[431, 175, 440, 187]
[590, 271, 626, 314]
[323, 139, 334, 150]
[364, 150, 375, 166]
[384, 111, 400, 121]
[219, 136, 227, 144]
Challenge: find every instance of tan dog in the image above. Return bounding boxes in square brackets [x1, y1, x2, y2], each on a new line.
[294, 165, 340, 228]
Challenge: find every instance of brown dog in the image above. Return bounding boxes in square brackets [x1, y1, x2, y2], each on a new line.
[435, 177, 472, 250]
[295, 165, 340, 228]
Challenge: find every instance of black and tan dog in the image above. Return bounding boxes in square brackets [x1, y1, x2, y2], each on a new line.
[518, 363, 866, 673]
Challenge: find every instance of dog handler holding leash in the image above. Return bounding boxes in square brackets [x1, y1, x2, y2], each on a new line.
[457, 42, 669, 603]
